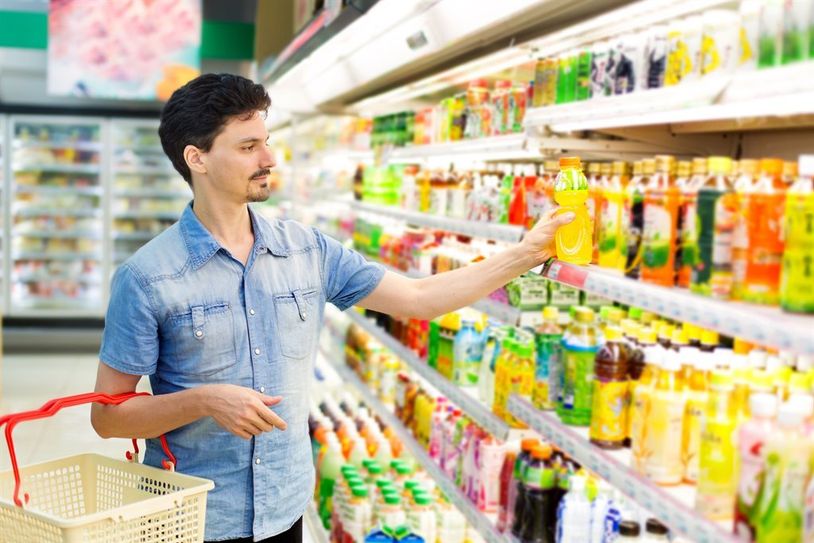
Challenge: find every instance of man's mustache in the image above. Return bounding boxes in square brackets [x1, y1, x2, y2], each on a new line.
[250, 169, 271, 180]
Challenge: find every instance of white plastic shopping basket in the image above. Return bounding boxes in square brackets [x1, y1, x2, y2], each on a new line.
[0, 392, 214, 543]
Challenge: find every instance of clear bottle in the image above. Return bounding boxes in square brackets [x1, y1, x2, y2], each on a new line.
[644, 349, 686, 485]
[590, 325, 629, 450]
[631, 333, 661, 474]
[560, 307, 603, 426]
[453, 319, 482, 387]
[556, 475, 592, 543]
[534, 307, 564, 411]
[695, 369, 738, 520]
[682, 349, 711, 485]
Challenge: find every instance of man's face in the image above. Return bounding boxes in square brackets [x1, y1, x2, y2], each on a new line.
[199, 111, 276, 203]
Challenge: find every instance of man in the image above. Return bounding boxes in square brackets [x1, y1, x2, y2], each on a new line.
[91, 73, 574, 543]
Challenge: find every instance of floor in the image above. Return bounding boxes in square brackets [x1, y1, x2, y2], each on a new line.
[0, 353, 317, 543]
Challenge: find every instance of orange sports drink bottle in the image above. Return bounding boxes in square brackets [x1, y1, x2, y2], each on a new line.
[554, 156, 593, 265]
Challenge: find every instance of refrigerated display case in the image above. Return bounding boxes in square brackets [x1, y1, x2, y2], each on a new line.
[7, 116, 105, 316]
[109, 119, 190, 270]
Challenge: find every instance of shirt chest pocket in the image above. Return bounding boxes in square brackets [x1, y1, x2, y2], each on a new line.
[168, 302, 237, 377]
[273, 288, 319, 360]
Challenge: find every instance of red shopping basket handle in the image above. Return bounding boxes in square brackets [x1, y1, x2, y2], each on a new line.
[0, 392, 177, 508]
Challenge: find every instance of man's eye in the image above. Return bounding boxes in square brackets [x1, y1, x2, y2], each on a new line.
[244, 146, 254, 151]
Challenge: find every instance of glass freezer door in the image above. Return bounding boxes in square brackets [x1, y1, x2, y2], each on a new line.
[109, 119, 190, 272]
[8, 115, 105, 316]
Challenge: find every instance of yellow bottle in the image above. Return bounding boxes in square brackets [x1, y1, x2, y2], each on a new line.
[554, 156, 593, 265]
[644, 348, 687, 485]
[696, 369, 738, 521]
[683, 348, 711, 484]
[630, 329, 660, 475]
[597, 161, 629, 272]
[492, 337, 517, 423]
[780, 155, 814, 313]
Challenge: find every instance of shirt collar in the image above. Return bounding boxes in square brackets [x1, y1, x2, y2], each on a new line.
[180, 202, 289, 270]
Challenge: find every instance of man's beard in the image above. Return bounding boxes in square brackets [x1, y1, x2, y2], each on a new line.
[246, 182, 272, 203]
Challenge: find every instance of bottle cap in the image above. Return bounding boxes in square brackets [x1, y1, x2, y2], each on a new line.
[367, 462, 383, 475]
[414, 494, 433, 506]
[612, 161, 628, 175]
[376, 479, 395, 489]
[628, 307, 643, 320]
[645, 519, 669, 536]
[521, 438, 540, 452]
[749, 393, 778, 418]
[670, 329, 688, 346]
[621, 319, 640, 338]
[700, 329, 719, 347]
[639, 311, 656, 324]
[384, 493, 402, 506]
[639, 328, 658, 345]
[599, 305, 613, 322]
[658, 322, 675, 340]
[351, 485, 369, 498]
[799, 155, 814, 178]
[362, 459, 376, 470]
[542, 306, 559, 321]
[738, 159, 759, 176]
[342, 464, 359, 477]
[531, 444, 553, 460]
[789, 372, 812, 394]
[783, 161, 798, 178]
[559, 156, 581, 169]
[708, 156, 733, 175]
[692, 157, 708, 175]
[574, 306, 595, 323]
[603, 326, 623, 342]
[750, 369, 775, 392]
[608, 308, 626, 324]
[733, 338, 753, 355]
[682, 322, 701, 343]
[404, 480, 421, 491]
[619, 521, 641, 537]
[655, 155, 675, 173]
[588, 162, 601, 174]
[759, 158, 784, 176]
[787, 394, 814, 418]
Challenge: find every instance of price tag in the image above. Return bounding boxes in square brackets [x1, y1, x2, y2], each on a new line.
[544, 261, 588, 289]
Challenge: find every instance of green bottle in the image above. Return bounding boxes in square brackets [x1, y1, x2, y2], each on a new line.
[559, 307, 602, 426]
[575, 49, 593, 101]
[556, 53, 577, 104]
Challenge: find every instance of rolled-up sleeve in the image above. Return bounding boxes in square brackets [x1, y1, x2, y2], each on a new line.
[99, 263, 159, 375]
[314, 228, 386, 311]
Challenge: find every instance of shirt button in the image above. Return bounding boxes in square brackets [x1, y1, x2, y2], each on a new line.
[195, 330, 203, 337]
[255, 457, 261, 465]
[259, 386, 265, 393]
[249, 309, 256, 315]
[254, 348, 261, 355]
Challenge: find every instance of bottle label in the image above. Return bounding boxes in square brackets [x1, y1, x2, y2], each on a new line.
[598, 196, 624, 269]
[630, 385, 652, 473]
[589, 379, 628, 443]
[781, 193, 814, 312]
[561, 345, 599, 425]
[643, 199, 675, 271]
[696, 417, 737, 519]
[682, 394, 705, 483]
[534, 334, 562, 410]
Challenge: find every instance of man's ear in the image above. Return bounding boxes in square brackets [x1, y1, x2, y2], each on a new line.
[184, 145, 207, 176]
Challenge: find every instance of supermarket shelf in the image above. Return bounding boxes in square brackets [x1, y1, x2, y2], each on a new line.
[12, 251, 101, 262]
[15, 185, 102, 196]
[114, 144, 164, 153]
[8, 303, 104, 317]
[12, 163, 101, 174]
[17, 230, 100, 240]
[375, 261, 525, 325]
[525, 62, 814, 133]
[13, 207, 101, 218]
[345, 309, 510, 440]
[14, 273, 100, 284]
[507, 396, 736, 543]
[115, 210, 182, 220]
[332, 359, 506, 543]
[540, 259, 814, 355]
[114, 165, 178, 176]
[113, 231, 159, 241]
[113, 188, 190, 199]
[304, 504, 329, 543]
[12, 140, 102, 151]
[350, 202, 524, 243]
[387, 133, 538, 162]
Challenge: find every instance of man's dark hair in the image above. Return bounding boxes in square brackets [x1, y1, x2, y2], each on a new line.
[158, 73, 271, 184]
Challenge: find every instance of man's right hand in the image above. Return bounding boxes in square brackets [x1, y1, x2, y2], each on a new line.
[204, 384, 287, 440]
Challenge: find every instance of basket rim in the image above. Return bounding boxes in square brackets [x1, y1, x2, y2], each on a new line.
[0, 452, 214, 528]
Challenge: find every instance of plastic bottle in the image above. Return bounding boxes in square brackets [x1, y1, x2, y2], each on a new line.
[479, 327, 508, 411]
[319, 434, 344, 527]
[730, 159, 757, 299]
[590, 479, 622, 543]
[733, 393, 778, 541]
[643, 349, 686, 485]
[493, 337, 516, 423]
[598, 161, 629, 272]
[780, 155, 814, 314]
[781, 0, 811, 64]
[428, 398, 449, 462]
[511, 439, 538, 538]
[521, 444, 558, 543]
[453, 319, 481, 387]
[560, 307, 603, 426]
[696, 369, 738, 520]
[625, 160, 649, 279]
[534, 307, 564, 411]
[590, 325, 629, 450]
[630, 332, 660, 473]
[407, 493, 436, 543]
[556, 475, 592, 543]
[476, 435, 505, 513]
[437, 498, 467, 543]
[741, 158, 786, 305]
[497, 449, 518, 533]
[682, 349, 711, 485]
[753, 402, 810, 542]
[554, 157, 593, 265]
[642, 155, 680, 286]
[667, 160, 690, 289]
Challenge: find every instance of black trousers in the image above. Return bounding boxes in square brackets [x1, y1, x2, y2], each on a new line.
[205, 517, 303, 543]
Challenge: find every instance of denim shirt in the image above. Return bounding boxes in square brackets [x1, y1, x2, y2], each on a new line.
[99, 202, 385, 541]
